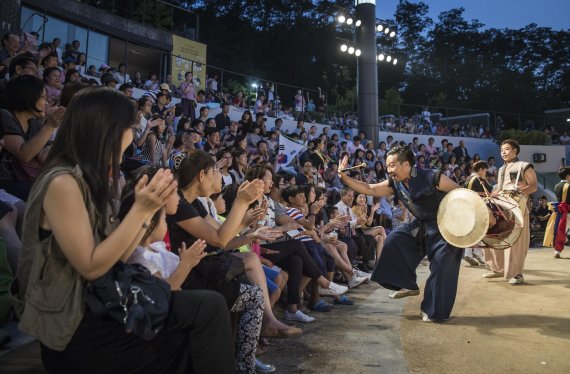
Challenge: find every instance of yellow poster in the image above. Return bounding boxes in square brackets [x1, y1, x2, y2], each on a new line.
[171, 35, 207, 92]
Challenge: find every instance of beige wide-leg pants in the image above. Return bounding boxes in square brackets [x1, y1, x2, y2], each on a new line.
[484, 211, 530, 279]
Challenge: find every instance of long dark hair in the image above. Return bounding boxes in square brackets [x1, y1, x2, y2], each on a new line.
[373, 161, 387, 181]
[230, 148, 247, 175]
[176, 149, 215, 189]
[6, 75, 45, 114]
[118, 166, 162, 244]
[43, 88, 137, 229]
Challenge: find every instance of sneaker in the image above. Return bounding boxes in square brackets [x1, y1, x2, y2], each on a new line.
[420, 310, 449, 323]
[508, 274, 524, 285]
[482, 271, 504, 278]
[284, 310, 315, 323]
[353, 268, 371, 279]
[255, 358, 276, 373]
[356, 262, 374, 273]
[348, 275, 368, 289]
[420, 310, 433, 322]
[319, 281, 348, 296]
[554, 252, 561, 259]
[473, 254, 485, 265]
[388, 288, 420, 299]
[463, 256, 479, 266]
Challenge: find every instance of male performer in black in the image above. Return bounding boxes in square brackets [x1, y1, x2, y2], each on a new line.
[338, 146, 462, 322]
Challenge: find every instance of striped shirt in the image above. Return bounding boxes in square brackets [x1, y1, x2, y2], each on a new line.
[285, 207, 312, 241]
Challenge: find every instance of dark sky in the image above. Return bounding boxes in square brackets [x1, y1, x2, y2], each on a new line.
[376, 0, 570, 30]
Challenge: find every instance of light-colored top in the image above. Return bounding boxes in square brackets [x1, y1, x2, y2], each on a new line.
[180, 80, 197, 100]
[497, 159, 531, 213]
[128, 241, 180, 279]
[113, 72, 131, 84]
[335, 200, 358, 227]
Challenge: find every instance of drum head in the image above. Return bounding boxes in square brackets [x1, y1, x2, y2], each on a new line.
[438, 188, 489, 248]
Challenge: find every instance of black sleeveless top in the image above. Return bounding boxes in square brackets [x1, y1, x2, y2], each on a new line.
[389, 168, 446, 236]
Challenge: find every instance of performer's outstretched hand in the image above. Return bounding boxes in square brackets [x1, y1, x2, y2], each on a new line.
[338, 156, 349, 173]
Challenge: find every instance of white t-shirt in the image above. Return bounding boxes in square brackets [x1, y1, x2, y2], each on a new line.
[254, 99, 264, 113]
[335, 200, 358, 227]
[128, 241, 180, 279]
[113, 72, 131, 84]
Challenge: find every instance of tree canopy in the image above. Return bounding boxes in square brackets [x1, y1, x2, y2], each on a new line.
[166, 0, 569, 121]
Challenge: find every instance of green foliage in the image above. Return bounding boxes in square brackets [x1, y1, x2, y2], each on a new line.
[496, 130, 551, 145]
[328, 87, 356, 114]
[161, 0, 570, 119]
[379, 87, 403, 116]
[224, 79, 247, 96]
[132, 1, 173, 30]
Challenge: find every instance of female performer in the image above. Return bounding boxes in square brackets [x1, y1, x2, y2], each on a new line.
[483, 139, 537, 284]
[337, 145, 463, 322]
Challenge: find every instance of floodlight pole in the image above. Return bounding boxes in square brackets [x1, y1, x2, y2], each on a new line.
[355, 0, 378, 146]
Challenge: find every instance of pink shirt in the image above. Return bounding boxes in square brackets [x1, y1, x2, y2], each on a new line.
[179, 80, 196, 100]
[425, 144, 437, 155]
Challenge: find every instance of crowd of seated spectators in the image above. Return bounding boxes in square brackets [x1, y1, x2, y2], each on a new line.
[0, 30, 517, 372]
[379, 114, 494, 139]
[326, 112, 495, 139]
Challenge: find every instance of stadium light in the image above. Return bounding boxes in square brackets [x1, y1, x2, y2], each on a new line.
[355, 49, 362, 57]
[355, 20, 362, 27]
[386, 55, 392, 62]
[338, 15, 346, 23]
[393, 58, 398, 65]
[340, 44, 348, 52]
[346, 18, 353, 25]
[348, 46, 355, 54]
[377, 24, 383, 32]
[389, 31, 396, 38]
[378, 53, 385, 61]
[384, 28, 390, 34]
[251, 83, 258, 89]
[567, 118, 570, 122]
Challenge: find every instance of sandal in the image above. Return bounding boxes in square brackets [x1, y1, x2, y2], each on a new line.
[261, 325, 302, 339]
[310, 299, 333, 312]
[333, 295, 354, 305]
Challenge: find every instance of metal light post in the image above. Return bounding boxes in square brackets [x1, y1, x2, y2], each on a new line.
[355, 0, 378, 146]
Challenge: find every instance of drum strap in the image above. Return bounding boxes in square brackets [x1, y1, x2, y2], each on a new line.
[467, 176, 477, 190]
[498, 164, 506, 191]
[498, 160, 525, 190]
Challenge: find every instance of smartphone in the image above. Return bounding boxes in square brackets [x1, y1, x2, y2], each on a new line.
[286, 229, 301, 238]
